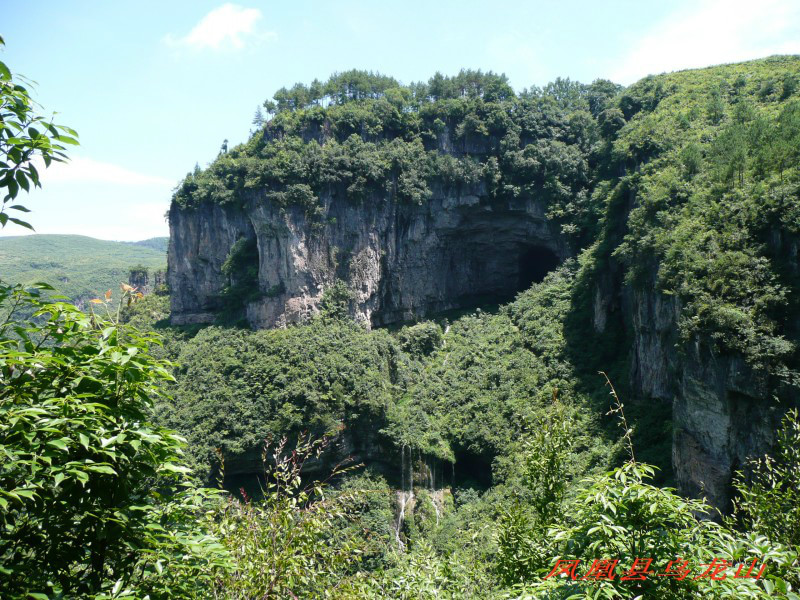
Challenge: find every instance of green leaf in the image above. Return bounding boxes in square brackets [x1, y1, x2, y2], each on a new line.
[0, 60, 10, 81]
[6, 177, 18, 198]
[59, 125, 79, 138]
[85, 465, 116, 475]
[111, 579, 123, 595]
[159, 463, 191, 474]
[47, 439, 69, 451]
[8, 217, 34, 230]
[15, 171, 29, 192]
[28, 162, 39, 186]
[14, 488, 37, 500]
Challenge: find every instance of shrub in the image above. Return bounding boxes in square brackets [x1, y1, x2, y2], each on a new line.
[732, 408, 800, 586]
[0, 283, 230, 598]
[510, 462, 798, 599]
[211, 435, 365, 598]
[397, 321, 443, 356]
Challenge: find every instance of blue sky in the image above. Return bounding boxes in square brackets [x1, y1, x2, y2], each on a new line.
[2, 0, 799, 240]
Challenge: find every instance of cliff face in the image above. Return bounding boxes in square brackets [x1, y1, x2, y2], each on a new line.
[169, 190, 796, 512]
[591, 272, 796, 512]
[169, 185, 569, 329]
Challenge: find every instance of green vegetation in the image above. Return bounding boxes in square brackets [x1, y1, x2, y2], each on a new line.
[173, 69, 615, 248]
[124, 236, 169, 253]
[174, 54, 800, 379]
[159, 56, 800, 596]
[160, 312, 401, 479]
[2, 41, 800, 598]
[0, 234, 167, 304]
[0, 284, 229, 598]
[0, 34, 77, 231]
[607, 56, 800, 374]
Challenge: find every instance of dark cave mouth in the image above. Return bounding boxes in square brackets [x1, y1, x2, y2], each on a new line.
[372, 242, 563, 326]
[517, 245, 560, 292]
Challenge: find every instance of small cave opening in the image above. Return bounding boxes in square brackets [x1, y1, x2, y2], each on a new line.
[517, 245, 560, 291]
[452, 449, 493, 489]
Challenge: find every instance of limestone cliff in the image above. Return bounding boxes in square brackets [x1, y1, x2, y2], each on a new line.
[586, 249, 799, 512]
[169, 184, 568, 329]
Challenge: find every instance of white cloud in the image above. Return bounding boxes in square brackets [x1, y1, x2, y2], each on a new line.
[612, 0, 800, 85]
[38, 156, 175, 187]
[164, 3, 271, 51]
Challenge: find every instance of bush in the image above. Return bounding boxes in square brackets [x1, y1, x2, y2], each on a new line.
[211, 435, 366, 598]
[397, 321, 443, 356]
[0, 283, 229, 598]
[732, 408, 800, 586]
[509, 462, 799, 599]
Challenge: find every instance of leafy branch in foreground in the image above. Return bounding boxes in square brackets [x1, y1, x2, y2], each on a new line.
[0, 34, 78, 230]
[0, 283, 229, 598]
[211, 434, 364, 599]
[732, 408, 800, 587]
[498, 376, 800, 599]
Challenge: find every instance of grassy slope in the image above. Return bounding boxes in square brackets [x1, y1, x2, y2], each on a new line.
[0, 234, 167, 304]
[606, 56, 800, 365]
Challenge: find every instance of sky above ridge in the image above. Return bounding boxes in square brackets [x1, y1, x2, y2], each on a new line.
[2, 0, 800, 241]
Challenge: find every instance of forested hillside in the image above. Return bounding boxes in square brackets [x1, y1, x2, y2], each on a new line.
[0, 234, 167, 305]
[160, 57, 800, 596]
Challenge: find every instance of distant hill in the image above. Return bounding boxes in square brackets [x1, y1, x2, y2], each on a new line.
[125, 237, 169, 253]
[0, 234, 167, 306]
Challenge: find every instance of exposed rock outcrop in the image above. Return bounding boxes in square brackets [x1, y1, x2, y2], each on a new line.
[592, 271, 797, 513]
[128, 267, 166, 296]
[168, 184, 569, 329]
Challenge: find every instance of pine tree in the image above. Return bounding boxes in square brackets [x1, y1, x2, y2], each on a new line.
[252, 106, 265, 128]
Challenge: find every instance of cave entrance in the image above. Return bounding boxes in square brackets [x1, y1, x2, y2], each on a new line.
[453, 449, 493, 489]
[517, 245, 559, 291]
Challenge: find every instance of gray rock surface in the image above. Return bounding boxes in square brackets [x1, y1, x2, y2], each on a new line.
[168, 184, 569, 329]
[593, 273, 795, 513]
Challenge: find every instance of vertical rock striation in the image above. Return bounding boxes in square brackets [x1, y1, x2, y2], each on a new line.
[168, 184, 569, 329]
[592, 270, 797, 512]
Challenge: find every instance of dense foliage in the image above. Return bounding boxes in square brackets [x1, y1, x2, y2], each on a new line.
[0, 284, 229, 598]
[173, 69, 619, 248]
[160, 312, 402, 479]
[0, 34, 77, 231]
[604, 56, 800, 374]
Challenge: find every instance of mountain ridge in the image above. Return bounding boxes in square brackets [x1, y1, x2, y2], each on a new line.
[0, 234, 167, 305]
